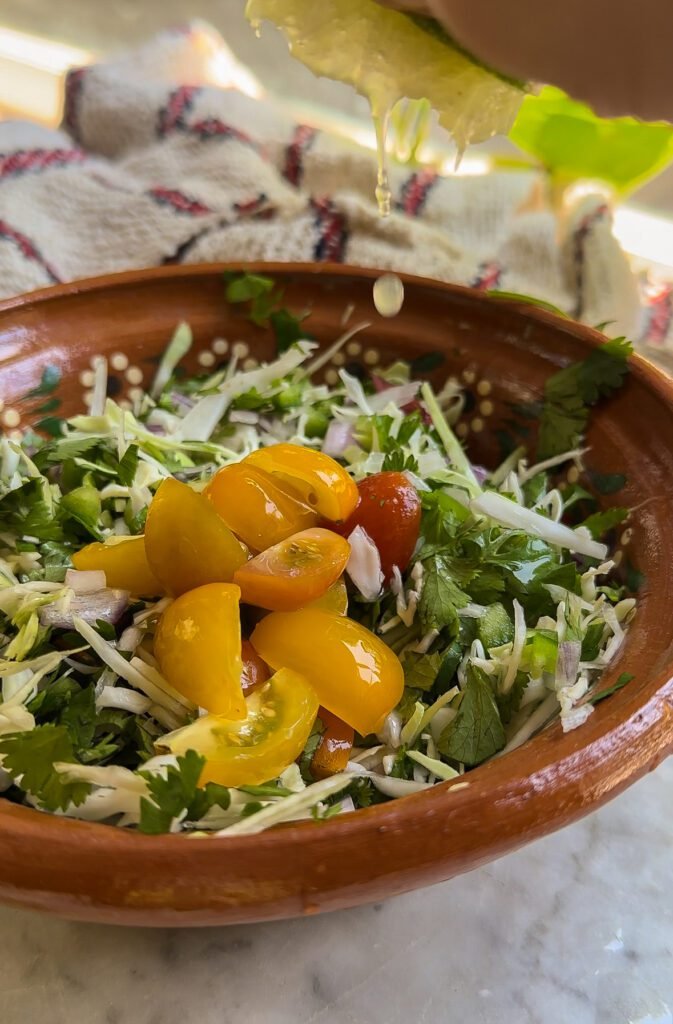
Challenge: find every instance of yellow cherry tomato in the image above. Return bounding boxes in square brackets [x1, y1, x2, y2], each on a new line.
[72, 535, 162, 596]
[243, 443, 358, 522]
[204, 463, 319, 552]
[251, 609, 404, 736]
[234, 528, 350, 612]
[154, 582, 245, 718]
[145, 477, 248, 596]
[160, 667, 319, 787]
[305, 577, 349, 615]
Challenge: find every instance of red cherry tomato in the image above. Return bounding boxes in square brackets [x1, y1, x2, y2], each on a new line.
[333, 472, 421, 583]
[241, 639, 270, 695]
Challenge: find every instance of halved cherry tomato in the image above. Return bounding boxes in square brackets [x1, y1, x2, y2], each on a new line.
[160, 667, 319, 787]
[241, 638, 270, 695]
[244, 444, 358, 522]
[145, 477, 248, 596]
[332, 472, 421, 582]
[234, 528, 350, 611]
[204, 463, 319, 552]
[72, 535, 162, 596]
[311, 708, 354, 779]
[154, 582, 245, 718]
[304, 577, 349, 615]
[251, 608, 404, 735]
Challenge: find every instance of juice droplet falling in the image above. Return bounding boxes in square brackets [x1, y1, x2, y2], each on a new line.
[373, 110, 392, 217]
[373, 274, 404, 317]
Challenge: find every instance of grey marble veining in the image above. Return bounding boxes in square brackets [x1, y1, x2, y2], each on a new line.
[1, 761, 672, 1024]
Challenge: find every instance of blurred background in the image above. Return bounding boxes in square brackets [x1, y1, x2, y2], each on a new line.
[1, 0, 673, 275]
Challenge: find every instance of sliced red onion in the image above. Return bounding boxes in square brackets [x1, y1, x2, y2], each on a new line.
[368, 382, 421, 412]
[346, 526, 383, 601]
[556, 639, 582, 689]
[322, 421, 354, 458]
[65, 569, 107, 594]
[39, 589, 129, 629]
[471, 465, 489, 486]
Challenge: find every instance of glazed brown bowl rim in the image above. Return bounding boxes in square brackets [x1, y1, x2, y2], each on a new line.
[1, 262, 672, 861]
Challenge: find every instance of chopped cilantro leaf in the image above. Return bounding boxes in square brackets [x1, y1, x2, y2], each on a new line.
[0, 725, 90, 811]
[581, 506, 628, 539]
[586, 671, 634, 705]
[139, 750, 230, 834]
[403, 651, 442, 691]
[419, 554, 470, 631]
[537, 337, 632, 459]
[438, 666, 506, 766]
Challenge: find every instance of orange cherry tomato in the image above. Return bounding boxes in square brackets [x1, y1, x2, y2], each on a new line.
[72, 535, 162, 596]
[304, 577, 349, 615]
[161, 667, 319, 787]
[251, 608, 404, 736]
[145, 477, 248, 596]
[154, 582, 245, 718]
[244, 444, 358, 522]
[332, 471, 421, 582]
[234, 528, 350, 612]
[310, 708, 354, 779]
[204, 463, 319, 551]
[241, 638, 270, 695]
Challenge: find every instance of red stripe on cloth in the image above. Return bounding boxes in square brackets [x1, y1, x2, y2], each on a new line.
[312, 197, 349, 262]
[0, 149, 87, 180]
[157, 85, 201, 137]
[283, 125, 317, 187]
[641, 280, 673, 346]
[395, 170, 438, 216]
[470, 261, 502, 291]
[148, 187, 212, 216]
[0, 219, 60, 283]
[187, 117, 256, 148]
[233, 193, 275, 220]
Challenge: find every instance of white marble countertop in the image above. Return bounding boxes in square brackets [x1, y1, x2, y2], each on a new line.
[0, 761, 670, 1024]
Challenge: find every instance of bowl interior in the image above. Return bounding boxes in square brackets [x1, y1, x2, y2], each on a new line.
[1, 262, 673, 926]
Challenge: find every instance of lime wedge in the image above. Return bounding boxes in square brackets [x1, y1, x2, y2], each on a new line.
[246, 0, 527, 212]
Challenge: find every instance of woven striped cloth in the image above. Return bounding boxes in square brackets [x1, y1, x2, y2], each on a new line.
[0, 21, 669, 354]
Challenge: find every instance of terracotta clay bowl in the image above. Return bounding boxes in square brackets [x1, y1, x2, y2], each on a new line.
[1, 263, 673, 927]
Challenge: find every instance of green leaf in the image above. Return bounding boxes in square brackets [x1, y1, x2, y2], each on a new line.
[537, 338, 632, 459]
[0, 478, 63, 542]
[59, 684, 97, 751]
[409, 352, 445, 374]
[59, 485, 102, 538]
[587, 470, 627, 496]
[0, 724, 90, 811]
[403, 652, 442, 691]
[624, 560, 645, 593]
[487, 290, 569, 318]
[116, 444, 139, 487]
[33, 435, 100, 469]
[269, 308, 311, 354]
[477, 603, 514, 650]
[586, 672, 634, 705]
[382, 449, 419, 473]
[510, 86, 673, 195]
[297, 717, 325, 783]
[25, 365, 61, 398]
[138, 750, 208, 834]
[581, 506, 628, 539]
[581, 622, 605, 662]
[419, 554, 470, 631]
[496, 671, 527, 726]
[437, 666, 505, 766]
[224, 272, 274, 304]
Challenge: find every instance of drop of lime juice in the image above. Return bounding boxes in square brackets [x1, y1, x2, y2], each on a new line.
[373, 273, 404, 317]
